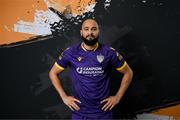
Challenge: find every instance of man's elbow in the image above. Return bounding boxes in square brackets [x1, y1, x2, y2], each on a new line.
[129, 68, 133, 79]
[127, 68, 133, 84]
[49, 69, 53, 79]
[124, 67, 133, 82]
[49, 69, 56, 80]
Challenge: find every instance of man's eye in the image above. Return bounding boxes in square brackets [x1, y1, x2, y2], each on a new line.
[92, 28, 97, 31]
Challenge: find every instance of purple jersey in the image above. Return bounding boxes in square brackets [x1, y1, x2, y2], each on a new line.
[55, 42, 127, 118]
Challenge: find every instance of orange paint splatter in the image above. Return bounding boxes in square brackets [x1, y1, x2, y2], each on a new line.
[152, 104, 180, 118]
[0, 0, 96, 45]
[0, 0, 48, 45]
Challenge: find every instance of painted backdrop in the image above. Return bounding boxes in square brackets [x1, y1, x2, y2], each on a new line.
[0, 0, 180, 119]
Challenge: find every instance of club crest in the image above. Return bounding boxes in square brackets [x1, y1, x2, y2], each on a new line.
[97, 54, 104, 63]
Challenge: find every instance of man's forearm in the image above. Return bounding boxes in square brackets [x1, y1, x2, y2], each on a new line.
[101, 70, 133, 111]
[115, 70, 133, 100]
[49, 72, 67, 98]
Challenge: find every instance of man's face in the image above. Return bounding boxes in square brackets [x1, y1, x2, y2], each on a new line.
[80, 20, 99, 40]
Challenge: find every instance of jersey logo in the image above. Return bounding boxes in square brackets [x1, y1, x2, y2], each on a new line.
[97, 54, 104, 63]
[59, 52, 64, 60]
[116, 52, 123, 60]
[59, 55, 62, 60]
[77, 57, 82, 61]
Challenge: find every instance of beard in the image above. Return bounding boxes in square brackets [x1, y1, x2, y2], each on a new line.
[81, 35, 99, 46]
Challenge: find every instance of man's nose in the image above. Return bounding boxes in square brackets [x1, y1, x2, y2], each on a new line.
[88, 30, 93, 35]
[88, 31, 94, 36]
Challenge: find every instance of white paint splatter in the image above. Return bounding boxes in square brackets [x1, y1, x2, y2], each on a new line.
[104, 0, 111, 9]
[43, 0, 60, 11]
[85, 2, 96, 13]
[14, 10, 61, 35]
[13, 1, 111, 36]
[13, 2, 97, 35]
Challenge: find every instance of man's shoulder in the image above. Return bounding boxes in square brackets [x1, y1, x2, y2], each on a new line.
[63, 42, 81, 53]
[100, 43, 117, 52]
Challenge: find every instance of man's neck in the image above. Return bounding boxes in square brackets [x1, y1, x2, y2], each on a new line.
[82, 42, 98, 51]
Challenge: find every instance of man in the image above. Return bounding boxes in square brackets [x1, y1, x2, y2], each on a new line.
[49, 19, 133, 119]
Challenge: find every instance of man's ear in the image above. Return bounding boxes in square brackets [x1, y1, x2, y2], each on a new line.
[80, 30, 82, 36]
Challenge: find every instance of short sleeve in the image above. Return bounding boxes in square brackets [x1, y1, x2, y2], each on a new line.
[55, 48, 70, 70]
[110, 48, 127, 71]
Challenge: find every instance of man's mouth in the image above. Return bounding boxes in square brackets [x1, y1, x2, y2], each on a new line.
[87, 37, 94, 40]
[86, 36, 95, 39]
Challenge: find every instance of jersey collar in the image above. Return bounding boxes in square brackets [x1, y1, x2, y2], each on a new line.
[81, 42, 99, 52]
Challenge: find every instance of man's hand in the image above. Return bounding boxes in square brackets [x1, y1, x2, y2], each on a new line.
[101, 96, 120, 111]
[62, 96, 81, 111]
